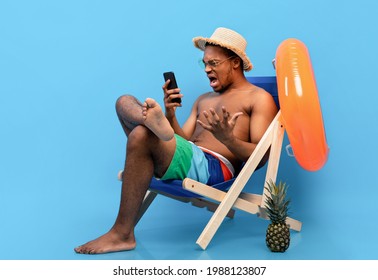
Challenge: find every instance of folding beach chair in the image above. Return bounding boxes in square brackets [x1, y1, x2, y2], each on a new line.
[119, 76, 302, 250]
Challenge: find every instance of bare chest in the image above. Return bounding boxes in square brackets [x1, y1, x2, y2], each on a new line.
[194, 93, 253, 141]
[196, 94, 251, 119]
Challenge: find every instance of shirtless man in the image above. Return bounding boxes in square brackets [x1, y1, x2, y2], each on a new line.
[74, 27, 278, 254]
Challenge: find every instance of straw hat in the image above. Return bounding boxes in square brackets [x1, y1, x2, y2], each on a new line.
[193, 27, 253, 71]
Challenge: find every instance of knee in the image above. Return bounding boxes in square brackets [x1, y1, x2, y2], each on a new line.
[127, 126, 154, 149]
[115, 94, 136, 114]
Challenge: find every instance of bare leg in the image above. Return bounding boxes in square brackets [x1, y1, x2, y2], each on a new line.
[75, 102, 176, 254]
[115, 95, 145, 136]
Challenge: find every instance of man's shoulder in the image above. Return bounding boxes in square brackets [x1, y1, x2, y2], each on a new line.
[240, 84, 277, 112]
[237, 84, 272, 102]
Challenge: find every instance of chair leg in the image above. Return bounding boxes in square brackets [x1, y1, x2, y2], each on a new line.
[135, 190, 158, 226]
[261, 116, 285, 208]
[183, 179, 261, 215]
[190, 198, 235, 219]
[258, 208, 302, 231]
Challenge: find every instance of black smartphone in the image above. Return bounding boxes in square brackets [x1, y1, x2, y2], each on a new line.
[163, 71, 181, 104]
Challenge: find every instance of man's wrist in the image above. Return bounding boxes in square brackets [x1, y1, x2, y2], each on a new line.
[222, 135, 237, 148]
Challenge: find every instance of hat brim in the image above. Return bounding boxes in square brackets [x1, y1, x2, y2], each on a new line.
[193, 36, 253, 71]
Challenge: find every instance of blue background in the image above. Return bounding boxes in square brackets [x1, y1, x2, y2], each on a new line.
[1, 0, 377, 260]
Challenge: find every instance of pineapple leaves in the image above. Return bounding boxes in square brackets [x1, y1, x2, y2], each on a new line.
[264, 180, 291, 224]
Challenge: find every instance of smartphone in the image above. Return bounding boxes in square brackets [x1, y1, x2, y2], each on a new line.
[163, 71, 181, 104]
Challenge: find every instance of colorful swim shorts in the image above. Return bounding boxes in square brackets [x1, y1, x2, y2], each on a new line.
[160, 134, 234, 185]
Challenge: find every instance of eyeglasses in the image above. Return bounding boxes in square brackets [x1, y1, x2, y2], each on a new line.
[198, 56, 236, 69]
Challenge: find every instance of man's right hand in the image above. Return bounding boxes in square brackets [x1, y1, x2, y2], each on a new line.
[162, 80, 183, 119]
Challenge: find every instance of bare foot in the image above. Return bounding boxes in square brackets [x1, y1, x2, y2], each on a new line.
[74, 230, 136, 254]
[142, 98, 174, 141]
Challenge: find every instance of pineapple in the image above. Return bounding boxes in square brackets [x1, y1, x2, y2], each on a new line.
[265, 180, 291, 252]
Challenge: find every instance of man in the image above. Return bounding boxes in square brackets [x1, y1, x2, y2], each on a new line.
[74, 27, 277, 254]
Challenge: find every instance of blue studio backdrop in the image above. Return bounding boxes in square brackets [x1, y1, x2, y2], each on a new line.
[1, 0, 377, 260]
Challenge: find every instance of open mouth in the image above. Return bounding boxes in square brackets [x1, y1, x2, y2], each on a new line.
[208, 76, 218, 88]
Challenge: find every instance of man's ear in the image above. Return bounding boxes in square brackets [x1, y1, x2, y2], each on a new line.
[233, 57, 242, 70]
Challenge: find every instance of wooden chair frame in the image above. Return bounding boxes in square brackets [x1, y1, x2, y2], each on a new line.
[182, 111, 301, 249]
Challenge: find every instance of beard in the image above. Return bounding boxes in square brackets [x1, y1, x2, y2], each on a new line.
[213, 67, 233, 93]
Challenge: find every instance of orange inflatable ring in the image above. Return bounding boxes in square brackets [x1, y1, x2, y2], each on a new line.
[275, 38, 329, 171]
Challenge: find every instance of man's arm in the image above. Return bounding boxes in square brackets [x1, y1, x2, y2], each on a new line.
[224, 94, 277, 164]
[166, 98, 199, 140]
[163, 79, 204, 140]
